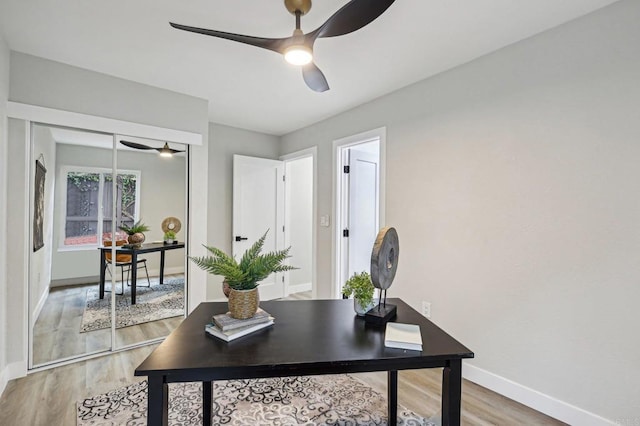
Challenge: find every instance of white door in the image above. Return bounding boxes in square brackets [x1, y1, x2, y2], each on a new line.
[233, 155, 285, 300]
[347, 148, 379, 279]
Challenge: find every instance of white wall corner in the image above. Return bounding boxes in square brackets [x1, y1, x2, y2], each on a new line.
[0, 360, 28, 397]
[463, 364, 616, 426]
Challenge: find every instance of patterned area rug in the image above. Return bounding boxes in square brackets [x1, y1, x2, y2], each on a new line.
[80, 278, 184, 333]
[77, 374, 435, 425]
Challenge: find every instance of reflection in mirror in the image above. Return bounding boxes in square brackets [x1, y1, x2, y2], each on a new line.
[30, 125, 188, 368]
[113, 136, 187, 349]
[30, 124, 113, 366]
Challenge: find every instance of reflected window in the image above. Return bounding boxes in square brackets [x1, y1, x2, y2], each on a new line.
[61, 167, 141, 248]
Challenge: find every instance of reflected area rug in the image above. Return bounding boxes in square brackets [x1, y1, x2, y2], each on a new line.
[80, 277, 184, 333]
[77, 374, 436, 425]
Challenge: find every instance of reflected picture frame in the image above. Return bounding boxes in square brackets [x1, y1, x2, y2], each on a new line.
[33, 158, 46, 252]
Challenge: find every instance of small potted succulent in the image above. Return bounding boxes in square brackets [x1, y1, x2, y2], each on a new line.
[163, 230, 177, 244]
[190, 230, 296, 319]
[118, 220, 149, 247]
[342, 271, 376, 316]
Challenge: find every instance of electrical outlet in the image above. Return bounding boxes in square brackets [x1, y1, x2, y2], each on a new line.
[421, 301, 431, 319]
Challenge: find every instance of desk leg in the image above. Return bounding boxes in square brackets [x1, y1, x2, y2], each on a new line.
[388, 370, 398, 426]
[148, 375, 168, 426]
[203, 381, 212, 426]
[160, 251, 166, 284]
[99, 251, 106, 299]
[131, 252, 137, 305]
[442, 359, 462, 426]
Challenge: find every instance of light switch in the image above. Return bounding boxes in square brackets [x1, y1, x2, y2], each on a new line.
[320, 215, 330, 227]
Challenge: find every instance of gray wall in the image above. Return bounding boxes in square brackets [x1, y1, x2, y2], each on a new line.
[50, 144, 186, 282]
[206, 123, 280, 299]
[5, 53, 209, 379]
[280, 0, 640, 421]
[9, 53, 207, 135]
[0, 32, 10, 393]
[29, 125, 56, 319]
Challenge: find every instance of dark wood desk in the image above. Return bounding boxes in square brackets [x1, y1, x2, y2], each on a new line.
[135, 298, 474, 426]
[99, 242, 185, 305]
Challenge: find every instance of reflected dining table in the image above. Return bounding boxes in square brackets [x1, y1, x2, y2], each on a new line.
[98, 242, 184, 305]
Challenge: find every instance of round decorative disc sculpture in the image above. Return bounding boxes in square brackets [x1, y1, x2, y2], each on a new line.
[161, 217, 182, 234]
[370, 227, 399, 291]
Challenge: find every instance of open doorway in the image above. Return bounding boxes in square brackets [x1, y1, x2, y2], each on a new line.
[334, 128, 386, 299]
[232, 148, 316, 300]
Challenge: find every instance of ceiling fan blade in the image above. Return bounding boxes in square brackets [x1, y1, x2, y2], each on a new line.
[313, 0, 396, 39]
[120, 140, 154, 150]
[170, 22, 289, 54]
[302, 62, 329, 92]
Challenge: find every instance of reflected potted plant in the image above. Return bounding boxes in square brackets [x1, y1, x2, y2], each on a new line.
[119, 220, 149, 247]
[190, 230, 296, 319]
[163, 230, 177, 244]
[342, 271, 376, 316]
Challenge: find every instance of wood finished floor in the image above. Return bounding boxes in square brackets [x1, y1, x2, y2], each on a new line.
[1, 290, 566, 425]
[32, 274, 184, 366]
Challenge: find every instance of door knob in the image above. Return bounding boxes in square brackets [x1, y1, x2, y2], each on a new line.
[235, 236, 248, 242]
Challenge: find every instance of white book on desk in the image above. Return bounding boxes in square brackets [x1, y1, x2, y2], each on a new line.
[385, 322, 423, 351]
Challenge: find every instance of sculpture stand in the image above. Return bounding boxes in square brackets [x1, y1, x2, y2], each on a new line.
[364, 289, 397, 325]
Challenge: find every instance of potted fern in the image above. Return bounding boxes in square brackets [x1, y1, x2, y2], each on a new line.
[118, 220, 150, 247]
[190, 230, 296, 319]
[342, 271, 376, 316]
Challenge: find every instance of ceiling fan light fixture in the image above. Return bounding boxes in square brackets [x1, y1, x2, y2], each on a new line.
[159, 143, 174, 157]
[284, 44, 312, 65]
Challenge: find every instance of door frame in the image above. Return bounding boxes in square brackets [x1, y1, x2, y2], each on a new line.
[332, 128, 386, 299]
[280, 147, 318, 298]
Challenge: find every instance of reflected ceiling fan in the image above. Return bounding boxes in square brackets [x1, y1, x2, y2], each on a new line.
[120, 140, 185, 157]
[169, 0, 396, 92]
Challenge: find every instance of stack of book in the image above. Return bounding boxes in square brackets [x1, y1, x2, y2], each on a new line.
[205, 308, 274, 342]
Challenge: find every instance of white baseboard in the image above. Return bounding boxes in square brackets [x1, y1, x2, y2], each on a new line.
[287, 282, 312, 295]
[0, 361, 27, 398]
[463, 364, 615, 426]
[32, 286, 49, 325]
[51, 276, 98, 287]
[147, 267, 184, 278]
[0, 365, 7, 397]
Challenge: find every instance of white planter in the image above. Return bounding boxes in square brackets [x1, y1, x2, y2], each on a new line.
[354, 298, 376, 316]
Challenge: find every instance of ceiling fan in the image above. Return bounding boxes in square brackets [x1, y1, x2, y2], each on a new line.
[169, 0, 396, 92]
[120, 140, 185, 157]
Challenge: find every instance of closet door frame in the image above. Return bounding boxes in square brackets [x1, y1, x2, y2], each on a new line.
[8, 102, 202, 372]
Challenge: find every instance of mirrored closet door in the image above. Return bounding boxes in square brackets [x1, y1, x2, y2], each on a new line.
[29, 124, 188, 368]
[113, 136, 187, 350]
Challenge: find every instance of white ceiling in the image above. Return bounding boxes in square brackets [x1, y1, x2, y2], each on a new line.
[0, 0, 618, 135]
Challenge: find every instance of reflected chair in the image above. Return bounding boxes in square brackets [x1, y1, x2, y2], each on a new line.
[103, 239, 151, 295]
